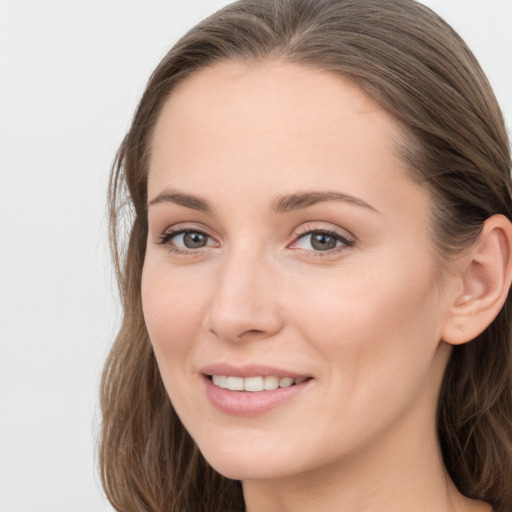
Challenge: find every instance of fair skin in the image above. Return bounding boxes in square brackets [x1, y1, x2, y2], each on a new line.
[142, 61, 499, 512]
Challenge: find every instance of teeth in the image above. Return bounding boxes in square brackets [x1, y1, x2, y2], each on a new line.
[279, 377, 294, 387]
[263, 376, 279, 390]
[212, 375, 227, 387]
[211, 375, 308, 392]
[244, 376, 264, 391]
[227, 376, 244, 391]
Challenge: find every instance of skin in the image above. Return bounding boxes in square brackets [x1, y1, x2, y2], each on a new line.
[142, 61, 492, 512]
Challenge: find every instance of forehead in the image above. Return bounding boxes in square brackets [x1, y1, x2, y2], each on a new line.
[148, 60, 422, 217]
[152, 60, 389, 152]
[163, 59, 380, 122]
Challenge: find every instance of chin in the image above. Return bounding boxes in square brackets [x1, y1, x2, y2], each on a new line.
[206, 457, 298, 481]
[196, 437, 307, 481]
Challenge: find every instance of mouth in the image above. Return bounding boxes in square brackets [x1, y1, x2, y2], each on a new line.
[202, 370, 313, 416]
[208, 375, 311, 392]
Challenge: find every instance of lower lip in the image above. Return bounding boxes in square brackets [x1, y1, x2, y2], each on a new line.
[203, 376, 312, 417]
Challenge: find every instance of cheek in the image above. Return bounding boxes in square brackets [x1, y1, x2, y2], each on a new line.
[288, 258, 442, 382]
[286, 263, 444, 450]
[141, 261, 208, 362]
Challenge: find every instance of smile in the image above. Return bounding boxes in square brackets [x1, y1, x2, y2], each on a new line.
[203, 372, 313, 416]
[211, 375, 309, 392]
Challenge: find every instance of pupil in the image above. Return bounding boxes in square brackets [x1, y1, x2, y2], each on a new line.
[311, 233, 337, 251]
[184, 232, 207, 248]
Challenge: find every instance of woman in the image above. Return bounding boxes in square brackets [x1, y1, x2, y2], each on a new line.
[100, 0, 512, 510]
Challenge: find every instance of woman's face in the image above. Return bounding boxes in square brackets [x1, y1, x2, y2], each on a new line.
[142, 61, 455, 482]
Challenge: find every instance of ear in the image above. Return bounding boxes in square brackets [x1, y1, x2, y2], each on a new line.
[442, 214, 512, 346]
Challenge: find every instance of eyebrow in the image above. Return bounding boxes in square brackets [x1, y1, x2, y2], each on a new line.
[147, 189, 377, 214]
[271, 191, 378, 213]
[147, 190, 211, 212]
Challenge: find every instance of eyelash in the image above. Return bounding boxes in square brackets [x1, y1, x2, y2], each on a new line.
[156, 228, 214, 256]
[155, 225, 355, 258]
[291, 226, 355, 257]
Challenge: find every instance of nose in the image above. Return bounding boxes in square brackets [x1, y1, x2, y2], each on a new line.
[203, 248, 283, 343]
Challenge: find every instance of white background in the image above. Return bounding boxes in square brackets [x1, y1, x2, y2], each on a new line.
[0, 1, 510, 511]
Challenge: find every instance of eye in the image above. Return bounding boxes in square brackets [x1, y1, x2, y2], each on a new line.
[157, 228, 217, 254]
[173, 231, 210, 249]
[290, 228, 354, 254]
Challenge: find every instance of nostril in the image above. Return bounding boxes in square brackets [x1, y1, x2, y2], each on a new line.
[204, 298, 283, 343]
[237, 329, 264, 338]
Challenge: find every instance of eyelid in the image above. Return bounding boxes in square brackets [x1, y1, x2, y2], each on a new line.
[154, 223, 219, 255]
[152, 221, 355, 257]
[291, 223, 355, 242]
[154, 221, 216, 241]
[158, 228, 214, 245]
[288, 223, 356, 254]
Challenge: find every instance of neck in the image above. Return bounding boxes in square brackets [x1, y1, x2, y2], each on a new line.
[242, 396, 489, 512]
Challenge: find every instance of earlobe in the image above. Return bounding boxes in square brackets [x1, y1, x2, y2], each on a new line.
[442, 214, 512, 346]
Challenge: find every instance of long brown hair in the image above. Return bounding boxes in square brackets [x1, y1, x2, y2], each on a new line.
[100, 1, 512, 510]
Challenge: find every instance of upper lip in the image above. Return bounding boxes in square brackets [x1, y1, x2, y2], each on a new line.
[200, 363, 311, 379]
